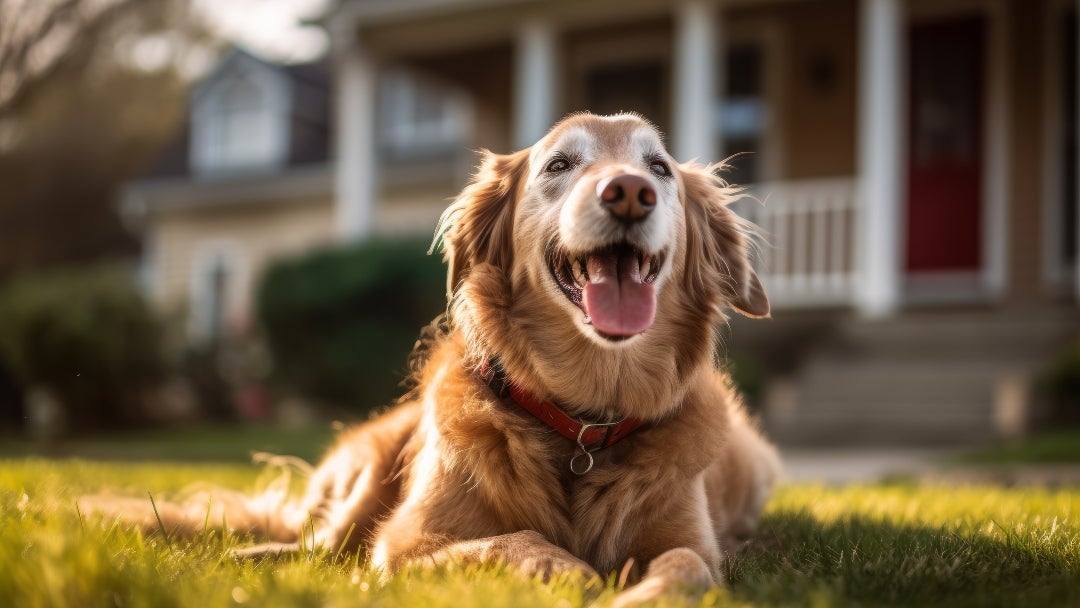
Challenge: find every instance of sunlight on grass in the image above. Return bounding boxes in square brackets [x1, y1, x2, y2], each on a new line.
[1, 458, 1077, 607]
[733, 484, 1080, 606]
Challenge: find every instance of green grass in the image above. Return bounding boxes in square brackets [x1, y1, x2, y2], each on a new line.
[957, 430, 1080, 465]
[1, 459, 1078, 607]
[0, 424, 337, 463]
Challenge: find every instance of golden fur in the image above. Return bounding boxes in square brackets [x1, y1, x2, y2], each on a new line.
[82, 113, 780, 605]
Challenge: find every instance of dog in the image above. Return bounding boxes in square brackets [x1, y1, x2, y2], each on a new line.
[82, 112, 780, 605]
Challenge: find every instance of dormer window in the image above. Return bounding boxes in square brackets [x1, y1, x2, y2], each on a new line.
[216, 75, 276, 168]
[379, 69, 471, 158]
[191, 53, 291, 176]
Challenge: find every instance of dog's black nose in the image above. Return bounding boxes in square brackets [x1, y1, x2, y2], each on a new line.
[597, 174, 656, 224]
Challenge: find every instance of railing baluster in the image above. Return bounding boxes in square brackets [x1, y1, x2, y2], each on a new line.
[812, 194, 828, 293]
[791, 198, 808, 293]
[754, 178, 856, 307]
[831, 192, 848, 293]
[773, 202, 788, 280]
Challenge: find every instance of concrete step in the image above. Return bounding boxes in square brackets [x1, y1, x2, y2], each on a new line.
[755, 307, 1077, 446]
[828, 311, 1079, 362]
[768, 358, 1018, 446]
[770, 416, 999, 446]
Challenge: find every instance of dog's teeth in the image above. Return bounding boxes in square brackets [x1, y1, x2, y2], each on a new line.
[572, 259, 587, 285]
[641, 257, 652, 277]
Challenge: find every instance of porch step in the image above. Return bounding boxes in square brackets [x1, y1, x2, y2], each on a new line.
[768, 361, 1000, 446]
[761, 309, 1079, 446]
[825, 309, 1077, 362]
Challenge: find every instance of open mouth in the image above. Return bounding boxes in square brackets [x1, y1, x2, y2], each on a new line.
[548, 241, 665, 341]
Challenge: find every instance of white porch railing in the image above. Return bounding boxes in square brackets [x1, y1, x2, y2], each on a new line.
[731, 177, 859, 308]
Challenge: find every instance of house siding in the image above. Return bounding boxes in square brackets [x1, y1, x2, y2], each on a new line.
[768, 0, 858, 180]
[374, 186, 455, 236]
[152, 197, 335, 328]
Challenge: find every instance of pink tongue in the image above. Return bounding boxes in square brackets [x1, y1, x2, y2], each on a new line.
[582, 250, 656, 337]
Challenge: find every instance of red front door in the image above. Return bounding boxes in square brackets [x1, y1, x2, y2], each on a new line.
[905, 18, 985, 273]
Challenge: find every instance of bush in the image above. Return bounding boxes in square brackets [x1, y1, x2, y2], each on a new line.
[0, 359, 22, 430]
[1042, 333, 1080, 425]
[256, 238, 447, 416]
[0, 264, 164, 431]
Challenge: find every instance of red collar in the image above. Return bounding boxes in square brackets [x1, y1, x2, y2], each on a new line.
[479, 358, 647, 454]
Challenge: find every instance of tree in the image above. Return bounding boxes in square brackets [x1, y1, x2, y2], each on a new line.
[0, 0, 212, 116]
[0, 0, 218, 277]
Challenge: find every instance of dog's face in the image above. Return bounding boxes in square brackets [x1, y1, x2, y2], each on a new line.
[519, 116, 682, 344]
[442, 113, 769, 352]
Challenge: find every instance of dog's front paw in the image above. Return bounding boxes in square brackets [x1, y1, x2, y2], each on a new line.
[608, 548, 715, 608]
[493, 530, 601, 583]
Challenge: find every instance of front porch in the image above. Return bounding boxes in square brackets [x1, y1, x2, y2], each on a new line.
[329, 0, 1080, 314]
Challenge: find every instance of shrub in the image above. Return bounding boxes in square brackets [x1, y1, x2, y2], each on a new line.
[256, 238, 446, 416]
[1042, 333, 1080, 425]
[0, 359, 22, 430]
[0, 264, 164, 431]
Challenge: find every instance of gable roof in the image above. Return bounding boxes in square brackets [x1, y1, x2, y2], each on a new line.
[140, 47, 331, 181]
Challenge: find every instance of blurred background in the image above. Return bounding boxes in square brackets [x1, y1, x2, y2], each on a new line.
[0, 0, 1078, 467]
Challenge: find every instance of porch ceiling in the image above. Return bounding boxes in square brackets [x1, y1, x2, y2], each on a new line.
[338, 0, 813, 57]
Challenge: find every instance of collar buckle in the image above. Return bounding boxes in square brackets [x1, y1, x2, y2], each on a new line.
[480, 355, 645, 476]
[576, 420, 618, 452]
[571, 420, 621, 475]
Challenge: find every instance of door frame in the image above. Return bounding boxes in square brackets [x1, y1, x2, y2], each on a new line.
[903, 0, 1008, 304]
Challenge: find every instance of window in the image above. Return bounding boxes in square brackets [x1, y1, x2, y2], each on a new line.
[215, 75, 276, 169]
[190, 243, 246, 342]
[379, 69, 470, 157]
[718, 44, 767, 185]
[205, 255, 229, 340]
[191, 58, 289, 175]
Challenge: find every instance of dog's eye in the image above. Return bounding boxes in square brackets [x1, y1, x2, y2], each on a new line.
[545, 157, 571, 173]
[649, 159, 672, 177]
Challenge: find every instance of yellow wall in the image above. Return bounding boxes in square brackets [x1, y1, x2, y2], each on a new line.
[152, 197, 334, 331]
[376, 184, 456, 237]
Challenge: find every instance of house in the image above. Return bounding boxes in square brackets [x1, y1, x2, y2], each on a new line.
[122, 46, 475, 341]
[324, 0, 1080, 444]
[129, 0, 1080, 443]
[122, 49, 336, 340]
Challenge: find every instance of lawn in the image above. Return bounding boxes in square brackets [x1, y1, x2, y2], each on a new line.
[0, 424, 338, 464]
[1, 456, 1077, 607]
[956, 429, 1080, 465]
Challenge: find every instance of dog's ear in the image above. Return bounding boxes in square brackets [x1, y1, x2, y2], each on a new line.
[434, 148, 531, 297]
[679, 162, 770, 319]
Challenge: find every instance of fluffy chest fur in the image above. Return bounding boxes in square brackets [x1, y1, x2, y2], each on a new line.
[395, 336, 727, 574]
[82, 114, 780, 607]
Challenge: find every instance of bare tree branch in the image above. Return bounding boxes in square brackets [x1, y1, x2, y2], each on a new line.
[0, 0, 194, 117]
[0, 0, 83, 104]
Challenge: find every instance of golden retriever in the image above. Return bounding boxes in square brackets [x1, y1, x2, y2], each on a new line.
[83, 112, 780, 605]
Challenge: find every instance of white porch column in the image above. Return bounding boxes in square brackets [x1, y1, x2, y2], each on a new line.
[514, 20, 557, 149]
[855, 0, 903, 317]
[334, 35, 378, 240]
[673, 0, 719, 162]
